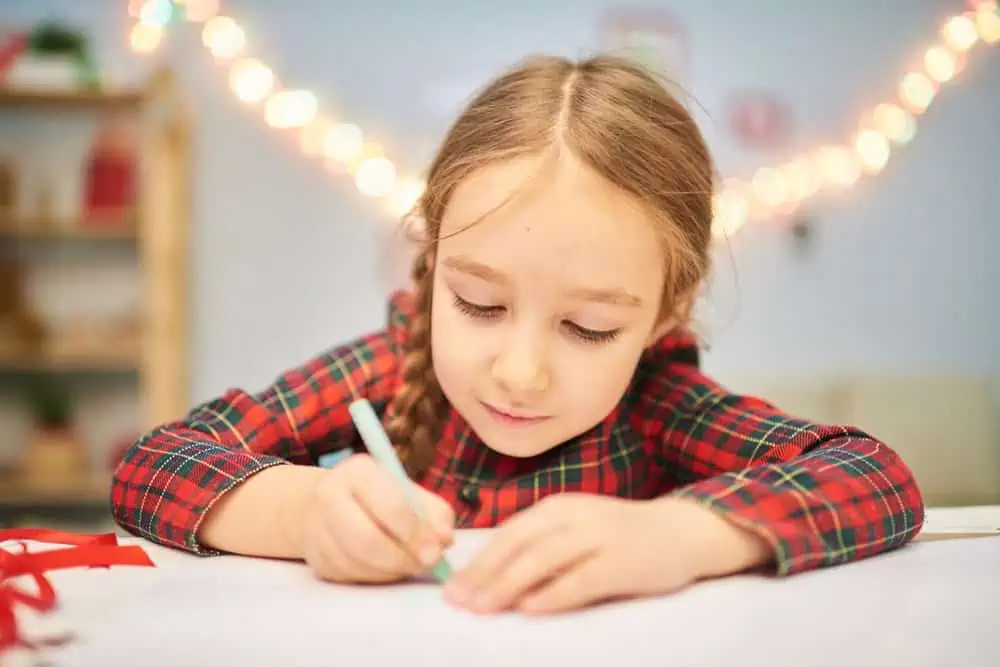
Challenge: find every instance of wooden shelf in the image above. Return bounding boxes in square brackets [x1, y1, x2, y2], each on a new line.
[0, 221, 138, 242]
[0, 68, 189, 432]
[0, 86, 144, 110]
[0, 473, 111, 507]
[0, 350, 139, 374]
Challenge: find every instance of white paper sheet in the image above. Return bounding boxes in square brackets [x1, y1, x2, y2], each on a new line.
[46, 527, 1000, 667]
[919, 505, 1000, 535]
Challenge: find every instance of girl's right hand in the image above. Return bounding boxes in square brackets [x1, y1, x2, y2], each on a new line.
[301, 453, 456, 583]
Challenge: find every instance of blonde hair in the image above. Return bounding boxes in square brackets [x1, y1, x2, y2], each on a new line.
[385, 54, 716, 479]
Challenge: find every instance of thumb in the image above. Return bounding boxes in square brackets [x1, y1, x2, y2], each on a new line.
[416, 486, 456, 544]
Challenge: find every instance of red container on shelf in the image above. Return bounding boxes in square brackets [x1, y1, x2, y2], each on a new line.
[83, 114, 137, 229]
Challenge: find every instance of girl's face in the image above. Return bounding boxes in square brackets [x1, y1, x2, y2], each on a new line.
[431, 152, 671, 458]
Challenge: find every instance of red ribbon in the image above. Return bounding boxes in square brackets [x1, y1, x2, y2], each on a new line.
[0, 528, 156, 653]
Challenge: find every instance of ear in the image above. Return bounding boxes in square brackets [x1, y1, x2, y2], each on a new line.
[645, 288, 696, 347]
[645, 316, 679, 347]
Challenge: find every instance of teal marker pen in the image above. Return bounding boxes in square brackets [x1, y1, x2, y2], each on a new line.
[347, 398, 453, 583]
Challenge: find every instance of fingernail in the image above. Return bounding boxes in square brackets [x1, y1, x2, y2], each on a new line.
[444, 581, 468, 605]
[418, 544, 439, 567]
[472, 593, 494, 612]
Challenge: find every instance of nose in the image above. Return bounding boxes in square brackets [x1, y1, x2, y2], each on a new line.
[491, 337, 549, 401]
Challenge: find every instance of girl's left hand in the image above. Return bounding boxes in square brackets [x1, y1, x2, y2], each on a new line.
[443, 494, 731, 614]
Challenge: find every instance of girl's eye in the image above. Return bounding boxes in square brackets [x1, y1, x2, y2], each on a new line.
[564, 321, 622, 345]
[453, 293, 622, 344]
[453, 294, 505, 319]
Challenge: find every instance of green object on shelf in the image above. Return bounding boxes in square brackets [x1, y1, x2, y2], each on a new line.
[27, 22, 88, 54]
[26, 21, 100, 89]
[25, 377, 74, 429]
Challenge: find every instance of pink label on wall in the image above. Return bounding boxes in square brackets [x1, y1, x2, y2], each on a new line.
[726, 89, 794, 150]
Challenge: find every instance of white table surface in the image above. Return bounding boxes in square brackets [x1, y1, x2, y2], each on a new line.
[7, 506, 1000, 667]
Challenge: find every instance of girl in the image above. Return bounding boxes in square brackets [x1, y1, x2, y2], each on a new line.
[111, 54, 924, 615]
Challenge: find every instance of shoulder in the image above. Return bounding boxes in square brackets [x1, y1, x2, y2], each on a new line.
[386, 289, 415, 352]
[627, 329, 773, 422]
[297, 291, 415, 403]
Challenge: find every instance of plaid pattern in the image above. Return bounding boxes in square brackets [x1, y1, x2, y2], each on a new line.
[111, 291, 924, 576]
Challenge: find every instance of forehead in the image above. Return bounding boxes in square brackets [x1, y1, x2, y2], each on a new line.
[439, 154, 664, 290]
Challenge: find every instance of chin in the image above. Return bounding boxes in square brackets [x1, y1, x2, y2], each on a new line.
[468, 419, 567, 458]
[483, 438, 559, 459]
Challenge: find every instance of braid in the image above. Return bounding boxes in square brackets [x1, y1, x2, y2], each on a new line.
[385, 243, 449, 479]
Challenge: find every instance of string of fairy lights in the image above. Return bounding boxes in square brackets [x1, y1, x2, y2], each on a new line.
[125, 0, 1000, 239]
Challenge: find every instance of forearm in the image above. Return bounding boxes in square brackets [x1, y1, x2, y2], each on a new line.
[195, 464, 326, 559]
[660, 496, 773, 578]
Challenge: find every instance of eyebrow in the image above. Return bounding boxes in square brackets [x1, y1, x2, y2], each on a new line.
[441, 255, 643, 307]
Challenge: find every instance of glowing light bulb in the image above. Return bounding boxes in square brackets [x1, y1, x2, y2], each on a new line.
[229, 59, 274, 103]
[872, 103, 916, 144]
[300, 118, 331, 156]
[185, 0, 219, 22]
[323, 123, 364, 163]
[817, 146, 861, 188]
[781, 158, 820, 201]
[855, 130, 891, 174]
[130, 23, 164, 53]
[924, 45, 958, 82]
[899, 72, 936, 114]
[356, 157, 396, 197]
[264, 90, 318, 129]
[751, 167, 788, 207]
[139, 0, 173, 25]
[976, 4, 1000, 43]
[386, 179, 426, 217]
[942, 14, 979, 50]
[203, 16, 245, 59]
[711, 187, 749, 239]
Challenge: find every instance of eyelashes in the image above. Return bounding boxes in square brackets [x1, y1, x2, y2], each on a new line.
[563, 321, 622, 344]
[451, 294, 622, 345]
[452, 293, 504, 320]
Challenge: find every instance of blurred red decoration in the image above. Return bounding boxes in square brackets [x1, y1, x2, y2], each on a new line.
[0, 27, 27, 78]
[83, 114, 138, 228]
[1, 530, 154, 654]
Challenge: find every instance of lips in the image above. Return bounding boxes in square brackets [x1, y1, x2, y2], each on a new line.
[480, 401, 551, 426]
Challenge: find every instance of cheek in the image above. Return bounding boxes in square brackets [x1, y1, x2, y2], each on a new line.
[430, 299, 482, 387]
[557, 336, 647, 412]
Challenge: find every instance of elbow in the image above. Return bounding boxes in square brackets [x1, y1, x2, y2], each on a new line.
[871, 435, 927, 542]
[108, 428, 157, 533]
[822, 429, 927, 547]
[894, 446, 926, 537]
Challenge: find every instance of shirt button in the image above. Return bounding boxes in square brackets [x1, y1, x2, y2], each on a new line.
[458, 483, 479, 505]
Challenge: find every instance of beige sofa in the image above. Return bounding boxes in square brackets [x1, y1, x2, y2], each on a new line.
[720, 375, 1000, 507]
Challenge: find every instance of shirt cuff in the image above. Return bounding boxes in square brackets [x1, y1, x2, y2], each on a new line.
[112, 442, 290, 556]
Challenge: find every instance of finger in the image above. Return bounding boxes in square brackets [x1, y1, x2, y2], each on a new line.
[470, 529, 598, 612]
[304, 529, 339, 580]
[517, 554, 614, 614]
[306, 520, 368, 583]
[449, 506, 564, 598]
[330, 492, 422, 578]
[416, 486, 456, 544]
[349, 458, 428, 554]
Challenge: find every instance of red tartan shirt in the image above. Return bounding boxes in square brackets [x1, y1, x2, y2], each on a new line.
[111, 291, 925, 576]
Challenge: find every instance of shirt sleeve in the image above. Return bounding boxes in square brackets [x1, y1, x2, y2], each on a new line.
[636, 338, 926, 576]
[110, 292, 413, 555]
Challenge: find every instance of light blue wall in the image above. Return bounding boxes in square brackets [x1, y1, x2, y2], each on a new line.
[2, 0, 996, 410]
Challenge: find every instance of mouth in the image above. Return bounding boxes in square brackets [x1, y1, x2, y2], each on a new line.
[480, 401, 551, 427]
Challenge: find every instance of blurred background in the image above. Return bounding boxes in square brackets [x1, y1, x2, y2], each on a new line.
[0, 0, 996, 533]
